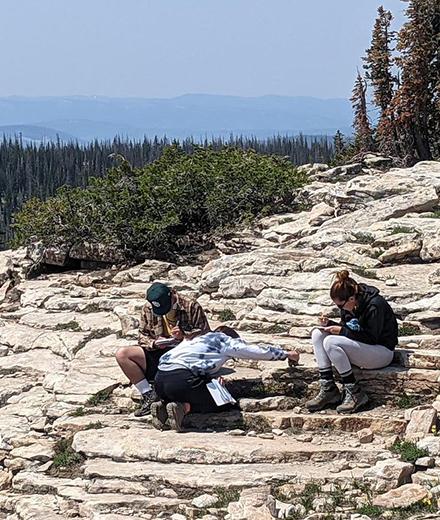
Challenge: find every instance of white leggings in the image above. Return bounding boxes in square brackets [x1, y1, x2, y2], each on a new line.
[311, 328, 394, 375]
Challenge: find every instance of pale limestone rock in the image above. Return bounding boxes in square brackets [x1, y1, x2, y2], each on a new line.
[0, 469, 12, 490]
[20, 286, 68, 308]
[415, 456, 435, 468]
[405, 407, 437, 440]
[357, 428, 374, 444]
[192, 494, 218, 508]
[227, 487, 276, 520]
[0, 349, 66, 377]
[321, 186, 439, 231]
[373, 483, 430, 509]
[10, 442, 54, 462]
[12, 471, 84, 494]
[19, 310, 120, 333]
[378, 234, 422, 264]
[417, 436, 440, 456]
[239, 396, 297, 412]
[421, 232, 440, 261]
[363, 459, 414, 491]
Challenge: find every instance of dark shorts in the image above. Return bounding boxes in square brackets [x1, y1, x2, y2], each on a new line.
[142, 347, 174, 382]
[155, 368, 235, 414]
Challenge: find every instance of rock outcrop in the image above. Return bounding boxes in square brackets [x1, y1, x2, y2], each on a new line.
[0, 160, 440, 519]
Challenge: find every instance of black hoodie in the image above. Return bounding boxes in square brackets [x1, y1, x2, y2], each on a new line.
[339, 284, 398, 350]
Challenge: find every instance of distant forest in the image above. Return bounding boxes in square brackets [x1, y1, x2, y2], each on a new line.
[0, 134, 333, 248]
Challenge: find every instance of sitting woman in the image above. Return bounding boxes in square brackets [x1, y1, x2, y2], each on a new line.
[151, 326, 299, 432]
[306, 270, 398, 414]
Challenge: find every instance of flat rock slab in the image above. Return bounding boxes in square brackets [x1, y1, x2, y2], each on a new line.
[72, 427, 381, 464]
[83, 459, 365, 489]
[0, 350, 67, 376]
[373, 483, 430, 509]
[245, 410, 406, 435]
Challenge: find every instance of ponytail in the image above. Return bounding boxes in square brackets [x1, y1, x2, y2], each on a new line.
[330, 270, 358, 301]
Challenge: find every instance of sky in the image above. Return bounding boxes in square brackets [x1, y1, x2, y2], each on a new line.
[0, 0, 407, 99]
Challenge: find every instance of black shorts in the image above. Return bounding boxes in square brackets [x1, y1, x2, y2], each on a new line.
[155, 368, 235, 414]
[142, 347, 174, 382]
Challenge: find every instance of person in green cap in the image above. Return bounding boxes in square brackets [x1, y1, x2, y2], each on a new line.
[115, 282, 210, 416]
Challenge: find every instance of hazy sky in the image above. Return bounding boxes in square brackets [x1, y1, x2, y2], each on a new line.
[0, 0, 406, 99]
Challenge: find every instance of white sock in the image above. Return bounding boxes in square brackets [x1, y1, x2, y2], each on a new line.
[135, 379, 151, 395]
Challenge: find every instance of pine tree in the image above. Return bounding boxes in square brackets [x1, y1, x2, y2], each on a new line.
[333, 130, 347, 163]
[392, 0, 440, 163]
[363, 6, 398, 155]
[351, 73, 374, 153]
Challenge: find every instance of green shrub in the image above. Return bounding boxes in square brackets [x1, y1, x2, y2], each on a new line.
[396, 392, 417, 409]
[391, 439, 429, 463]
[355, 504, 383, 518]
[352, 231, 375, 244]
[87, 388, 113, 406]
[391, 226, 415, 234]
[398, 323, 421, 336]
[52, 437, 83, 469]
[12, 146, 306, 260]
[218, 308, 236, 321]
[69, 406, 86, 417]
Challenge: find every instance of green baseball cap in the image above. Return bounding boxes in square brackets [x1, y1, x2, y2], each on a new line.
[146, 282, 172, 315]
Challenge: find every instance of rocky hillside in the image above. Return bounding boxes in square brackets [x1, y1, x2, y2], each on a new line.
[0, 157, 440, 520]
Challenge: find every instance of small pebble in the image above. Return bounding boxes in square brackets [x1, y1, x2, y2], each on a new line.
[227, 429, 245, 436]
[192, 493, 218, 508]
[246, 430, 257, 437]
[258, 433, 274, 439]
[297, 434, 313, 443]
[272, 428, 284, 436]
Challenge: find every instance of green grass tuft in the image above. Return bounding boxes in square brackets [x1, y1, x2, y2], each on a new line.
[212, 487, 240, 507]
[52, 437, 83, 469]
[391, 439, 429, 463]
[396, 392, 418, 409]
[398, 323, 421, 336]
[218, 308, 236, 322]
[55, 320, 81, 331]
[86, 387, 113, 407]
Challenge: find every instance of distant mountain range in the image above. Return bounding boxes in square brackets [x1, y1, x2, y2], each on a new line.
[0, 94, 352, 142]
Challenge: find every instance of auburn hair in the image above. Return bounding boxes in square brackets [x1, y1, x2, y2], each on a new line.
[330, 270, 359, 301]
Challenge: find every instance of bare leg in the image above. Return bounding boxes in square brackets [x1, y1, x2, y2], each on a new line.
[115, 346, 147, 385]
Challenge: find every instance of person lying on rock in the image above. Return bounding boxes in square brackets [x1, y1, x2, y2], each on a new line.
[150, 325, 300, 432]
[115, 282, 210, 417]
[306, 270, 398, 414]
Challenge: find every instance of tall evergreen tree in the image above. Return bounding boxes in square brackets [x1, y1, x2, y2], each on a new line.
[392, 0, 440, 162]
[333, 130, 347, 163]
[363, 6, 398, 155]
[351, 73, 374, 153]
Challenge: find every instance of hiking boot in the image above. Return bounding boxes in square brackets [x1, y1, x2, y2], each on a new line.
[166, 402, 186, 432]
[134, 389, 158, 417]
[150, 401, 169, 430]
[336, 383, 369, 414]
[305, 379, 341, 412]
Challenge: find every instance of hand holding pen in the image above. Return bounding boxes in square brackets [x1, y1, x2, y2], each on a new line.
[171, 320, 184, 340]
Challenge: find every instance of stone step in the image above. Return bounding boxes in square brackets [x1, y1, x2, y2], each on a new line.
[243, 410, 406, 435]
[241, 353, 440, 400]
[183, 407, 406, 435]
[72, 427, 384, 465]
[82, 458, 367, 491]
[394, 348, 440, 370]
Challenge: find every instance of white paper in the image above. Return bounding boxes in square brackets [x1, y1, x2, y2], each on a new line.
[206, 378, 237, 406]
